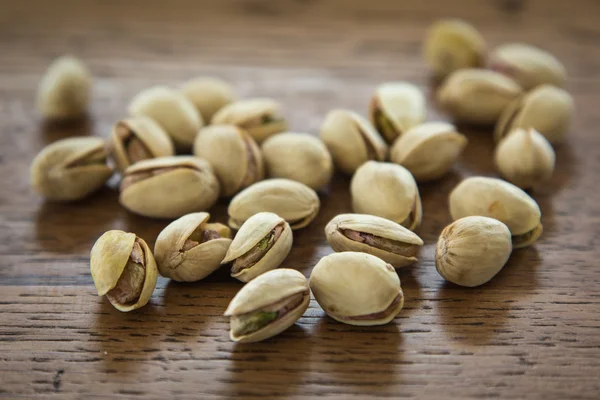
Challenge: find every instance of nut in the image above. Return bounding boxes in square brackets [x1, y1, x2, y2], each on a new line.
[180, 77, 236, 122]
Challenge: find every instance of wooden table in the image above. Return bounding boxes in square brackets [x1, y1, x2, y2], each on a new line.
[2, 0, 599, 398]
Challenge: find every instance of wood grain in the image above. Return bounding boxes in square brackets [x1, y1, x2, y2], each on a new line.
[1, 0, 600, 398]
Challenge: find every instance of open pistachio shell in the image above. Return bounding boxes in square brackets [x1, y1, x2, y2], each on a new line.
[180, 77, 236, 122]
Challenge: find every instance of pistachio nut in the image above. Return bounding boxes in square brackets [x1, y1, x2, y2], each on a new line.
[180, 77, 236, 122]
[228, 179, 320, 230]
[495, 128, 555, 190]
[108, 116, 175, 173]
[350, 161, 422, 231]
[449, 176, 542, 248]
[211, 98, 286, 143]
[193, 125, 264, 197]
[489, 43, 566, 90]
[369, 82, 426, 143]
[424, 19, 486, 79]
[30, 137, 112, 201]
[261, 133, 333, 191]
[154, 212, 232, 282]
[436, 216, 512, 287]
[320, 109, 388, 175]
[437, 69, 523, 125]
[119, 156, 220, 219]
[494, 84, 574, 144]
[325, 213, 423, 268]
[128, 86, 203, 151]
[222, 212, 293, 282]
[309, 252, 403, 326]
[90, 230, 158, 312]
[390, 122, 468, 182]
[36, 55, 91, 120]
[224, 268, 309, 343]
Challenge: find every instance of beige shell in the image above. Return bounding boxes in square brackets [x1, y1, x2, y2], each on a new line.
[119, 156, 220, 219]
[211, 98, 286, 143]
[154, 212, 232, 282]
[325, 213, 423, 268]
[495, 128, 555, 190]
[390, 122, 468, 182]
[436, 216, 512, 287]
[437, 69, 523, 125]
[180, 77, 236, 122]
[350, 161, 422, 231]
[224, 268, 310, 343]
[369, 82, 426, 143]
[449, 176, 542, 248]
[30, 137, 113, 202]
[193, 124, 265, 197]
[309, 252, 403, 326]
[494, 84, 574, 144]
[36, 55, 91, 120]
[90, 230, 158, 312]
[261, 133, 333, 191]
[228, 179, 320, 230]
[128, 86, 203, 151]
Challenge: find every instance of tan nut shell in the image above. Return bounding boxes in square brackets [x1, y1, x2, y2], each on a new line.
[228, 179, 320, 230]
[309, 252, 403, 326]
[320, 109, 388, 175]
[390, 122, 468, 182]
[180, 77, 236, 122]
[30, 137, 113, 201]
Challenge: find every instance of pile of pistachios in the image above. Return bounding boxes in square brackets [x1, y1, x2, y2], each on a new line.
[30, 18, 573, 343]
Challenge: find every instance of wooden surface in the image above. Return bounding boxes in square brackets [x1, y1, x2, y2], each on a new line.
[1, 0, 600, 398]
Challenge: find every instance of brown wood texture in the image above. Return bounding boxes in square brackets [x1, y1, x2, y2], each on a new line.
[1, 0, 600, 398]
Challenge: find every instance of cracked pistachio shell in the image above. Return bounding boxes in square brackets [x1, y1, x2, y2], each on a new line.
[180, 77, 236, 122]
[489, 43, 566, 91]
[108, 116, 175, 173]
[320, 109, 388, 175]
[128, 86, 203, 151]
[436, 216, 512, 287]
[495, 128, 555, 190]
[119, 156, 220, 219]
[449, 176, 542, 248]
[369, 82, 427, 143]
[261, 133, 333, 191]
[437, 69, 523, 125]
[325, 213, 423, 268]
[90, 230, 158, 312]
[222, 212, 293, 282]
[309, 252, 403, 326]
[228, 179, 320, 230]
[350, 161, 422, 231]
[36, 55, 91, 120]
[224, 268, 310, 343]
[30, 137, 113, 202]
[211, 98, 287, 143]
[154, 212, 232, 282]
[390, 122, 468, 182]
[495, 84, 574, 144]
[424, 19, 486, 79]
[193, 125, 264, 197]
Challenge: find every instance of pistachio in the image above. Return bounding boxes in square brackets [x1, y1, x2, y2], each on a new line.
[309, 252, 403, 326]
[437, 69, 523, 125]
[261, 133, 333, 190]
[228, 179, 320, 230]
[320, 109, 388, 175]
[119, 156, 220, 219]
[30, 137, 113, 201]
[180, 77, 236, 122]
[350, 161, 422, 231]
[128, 86, 203, 151]
[36, 55, 91, 120]
[194, 125, 264, 197]
[211, 98, 286, 143]
[449, 176, 542, 248]
[390, 122, 467, 182]
[90, 230, 158, 312]
[436, 216, 512, 287]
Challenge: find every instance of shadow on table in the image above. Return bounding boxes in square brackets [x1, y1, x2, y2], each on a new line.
[39, 115, 94, 145]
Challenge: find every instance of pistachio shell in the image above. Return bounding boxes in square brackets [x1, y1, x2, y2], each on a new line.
[180, 77, 236, 122]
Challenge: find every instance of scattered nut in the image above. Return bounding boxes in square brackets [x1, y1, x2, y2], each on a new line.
[180, 77, 236, 122]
